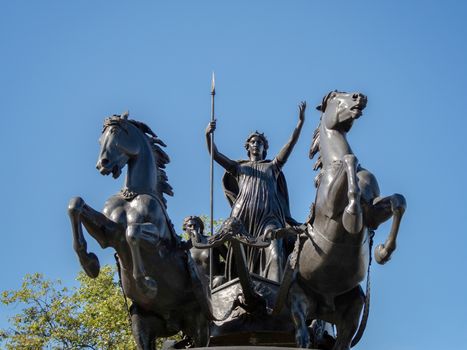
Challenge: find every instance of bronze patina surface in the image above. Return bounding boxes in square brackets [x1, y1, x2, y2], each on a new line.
[68, 91, 406, 350]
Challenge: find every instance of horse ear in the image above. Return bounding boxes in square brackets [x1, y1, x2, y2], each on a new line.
[122, 110, 129, 120]
[317, 91, 337, 111]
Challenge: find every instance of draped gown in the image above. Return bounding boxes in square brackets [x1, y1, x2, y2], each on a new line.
[223, 158, 296, 282]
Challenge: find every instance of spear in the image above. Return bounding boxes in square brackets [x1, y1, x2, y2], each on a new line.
[209, 72, 215, 290]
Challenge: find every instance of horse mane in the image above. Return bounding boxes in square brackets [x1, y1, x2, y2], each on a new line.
[309, 115, 323, 188]
[309, 91, 339, 188]
[128, 119, 174, 208]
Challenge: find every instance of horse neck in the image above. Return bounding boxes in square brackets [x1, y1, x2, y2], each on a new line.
[318, 116, 353, 167]
[125, 139, 157, 195]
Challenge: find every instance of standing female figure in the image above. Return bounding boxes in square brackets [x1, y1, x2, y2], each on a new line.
[205, 102, 305, 282]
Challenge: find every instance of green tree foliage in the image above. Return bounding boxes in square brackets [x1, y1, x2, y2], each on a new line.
[179, 215, 224, 241]
[1, 266, 135, 350]
[199, 215, 224, 236]
[1, 215, 225, 349]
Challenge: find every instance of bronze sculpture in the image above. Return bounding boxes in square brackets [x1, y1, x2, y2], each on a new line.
[68, 113, 211, 349]
[67, 90, 406, 350]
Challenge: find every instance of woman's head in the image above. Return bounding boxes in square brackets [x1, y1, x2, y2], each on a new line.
[244, 131, 268, 160]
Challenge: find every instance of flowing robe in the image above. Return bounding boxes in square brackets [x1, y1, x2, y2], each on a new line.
[223, 159, 298, 281]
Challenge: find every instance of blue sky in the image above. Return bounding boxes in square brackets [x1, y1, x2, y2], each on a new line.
[1, 1, 466, 348]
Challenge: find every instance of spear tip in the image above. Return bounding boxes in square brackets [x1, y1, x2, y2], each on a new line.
[211, 72, 216, 94]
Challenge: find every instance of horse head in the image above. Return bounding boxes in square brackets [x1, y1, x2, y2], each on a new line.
[317, 91, 367, 132]
[95, 112, 141, 178]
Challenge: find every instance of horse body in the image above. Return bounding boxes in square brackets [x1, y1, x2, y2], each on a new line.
[68, 113, 210, 349]
[289, 92, 406, 350]
[298, 227, 369, 297]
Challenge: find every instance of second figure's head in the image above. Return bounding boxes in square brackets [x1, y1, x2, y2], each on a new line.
[182, 216, 205, 238]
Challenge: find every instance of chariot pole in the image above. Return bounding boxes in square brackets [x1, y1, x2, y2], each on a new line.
[209, 72, 215, 290]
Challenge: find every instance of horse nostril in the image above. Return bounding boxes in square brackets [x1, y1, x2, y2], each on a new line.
[100, 158, 109, 166]
[353, 93, 359, 100]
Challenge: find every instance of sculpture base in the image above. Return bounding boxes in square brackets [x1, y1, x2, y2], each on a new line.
[209, 331, 296, 347]
[193, 347, 317, 350]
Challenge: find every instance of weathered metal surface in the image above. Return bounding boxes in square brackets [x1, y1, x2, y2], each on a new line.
[68, 91, 406, 349]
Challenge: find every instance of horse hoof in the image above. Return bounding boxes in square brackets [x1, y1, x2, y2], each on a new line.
[344, 198, 362, 216]
[295, 334, 310, 349]
[137, 276, 158, 298]
[80, 252, 100, 278]
[375, 244, 391, 264]
[343, 207, 363, 234]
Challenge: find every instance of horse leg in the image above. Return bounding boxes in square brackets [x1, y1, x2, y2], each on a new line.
[342, 154, 363, 234]
[370, 194, 407, 264]
[68, 197, 122, 278]
[182, 309, 210, 347]
[315, 156, 361, 233]
[289, 283, 313, 348]
[333, 286, 364, 350]
[126, 223, 159, 298]
[131, 303, 165, 350]
[310, 320, 336, 349]
[68, 197, 99, 277]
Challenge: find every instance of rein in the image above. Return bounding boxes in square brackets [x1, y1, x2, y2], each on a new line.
[351, 229, 374, 347]
[114, 253, 133, 327]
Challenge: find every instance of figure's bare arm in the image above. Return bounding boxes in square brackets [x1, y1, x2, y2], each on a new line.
[206, 120, 238, 173]
[276, 101, 306, 167]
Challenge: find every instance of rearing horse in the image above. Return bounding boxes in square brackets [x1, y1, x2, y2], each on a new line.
[68, 112, 211, 349]
[287, 91, 406, 350]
